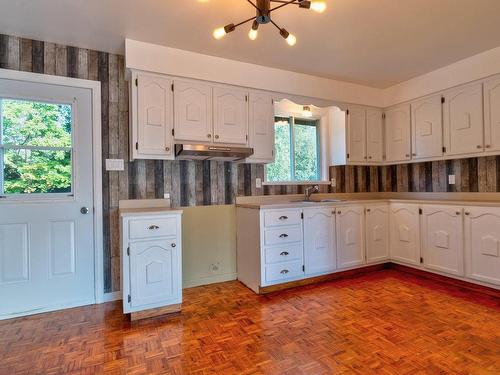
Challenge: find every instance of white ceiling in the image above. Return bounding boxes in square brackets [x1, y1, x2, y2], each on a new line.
[1, 0, 500, 88]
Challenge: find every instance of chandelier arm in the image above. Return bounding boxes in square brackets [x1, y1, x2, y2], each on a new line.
[269, 18, 283, 31]
[234, 15, 258, 28]
[269, 0, 300, 12]
[246, 0, 260, 12]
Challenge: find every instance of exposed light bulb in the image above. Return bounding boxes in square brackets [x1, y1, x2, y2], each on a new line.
[310, 1, 327, 13]
[286, 33, 297, 46]
[213, 27, 227, 40]
[249, 20, 259, 41]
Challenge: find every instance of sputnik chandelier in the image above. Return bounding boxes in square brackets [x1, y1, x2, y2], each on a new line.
[212, 0, 327, 46]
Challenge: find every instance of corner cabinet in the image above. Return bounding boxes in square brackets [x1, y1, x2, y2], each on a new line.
[130, 71, 174, 160]
[121, 210, 183, 320]
[246, 92, 275, 163]
[483, 75, 500, 153]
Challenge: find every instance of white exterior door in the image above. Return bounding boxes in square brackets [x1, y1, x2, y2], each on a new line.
[129, 239, 181, 308]
[443, 83, 484, 156]
[336, 206, 365, 269]
[464, 207, 500, 286]
[303, 208, 336, 276]
[421, 205, 463, 276]
[213, 87, 248, 145]
[365, 205, 389, 263]
[411, 95, 443, 159]
[366, 109, 384, 163]
[483, 75, 500, 152]
[137, 73, 174, 158]
[173, 80, 212, 142]
[0, 78, 95, 318]
[390, 204, 420, 265]
[385, 104, 411, 162]
[247, 92, 275, 163]
[347, 107, 366, 163]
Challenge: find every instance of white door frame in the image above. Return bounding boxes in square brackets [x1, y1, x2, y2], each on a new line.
[0, 68, 104, 303]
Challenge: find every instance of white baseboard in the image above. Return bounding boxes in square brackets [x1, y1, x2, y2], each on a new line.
[102, 291, 122, 302]
[183, 273, 238, 289]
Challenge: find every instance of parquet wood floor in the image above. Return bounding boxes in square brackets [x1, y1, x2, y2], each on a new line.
[1, 270, 499, 375]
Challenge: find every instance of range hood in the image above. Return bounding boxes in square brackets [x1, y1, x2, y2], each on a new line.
[175, 144, 254, 161]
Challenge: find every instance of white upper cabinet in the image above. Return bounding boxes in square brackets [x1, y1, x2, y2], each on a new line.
[366, 109, 384, 163]
[303, 208, 337, 276]
[464, 207, 500, 286]
[483, 75, 500, 153]
[247, 92, 275, 163]
[135, 73, 174, 160]
[421, 205, 463, 276]
[385, 104, 411, 163]
[411, 95, 443, 160]
[347, 107, 367, 163]
[390, 203, 420, 265]
[336, 205, 365, 269]
[213, 87, 248, 145]
[173, 80, 212, 142]
[365, 204, 389, 263]
[443, 83, 484, 156]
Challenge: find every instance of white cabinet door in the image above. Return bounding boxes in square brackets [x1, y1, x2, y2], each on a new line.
[385, 104, 411, 163]
[366, 109, 384, 163]
[365, 205, 389, 263]
[483, 75, 500, 152]
[213, 87, 248, 145]
[129, 239, 181, 308]
[303, 208, 336, 276]
[443, 83, 484, 156]
[390, 203, 420, 265]
[411, 95, 443, 159]
[464, 207, 500, 286]
[247, 92, 275, 163]
[421, 205, 463, 276]
[347, 107, 366, 163]
[136, 73, 174, 159]
[336, 206, 365, 269]
[173, 80, 212, 142]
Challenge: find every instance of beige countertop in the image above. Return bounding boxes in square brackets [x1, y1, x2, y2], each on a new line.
[119, 207, 183, 217]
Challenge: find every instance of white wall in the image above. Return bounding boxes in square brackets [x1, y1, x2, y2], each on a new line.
[125, 39, 384, 108]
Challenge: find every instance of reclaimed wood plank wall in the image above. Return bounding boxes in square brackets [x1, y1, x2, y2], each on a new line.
[3, 34, 500, 293]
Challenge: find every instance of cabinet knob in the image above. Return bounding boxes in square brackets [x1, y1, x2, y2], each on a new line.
[148, 225, 160, 230]
[280, 251, 289, 256]
[477, 145, 483, 149]
[412, 153, 417, 157]
[405, 154, 410, 158]
[368, 156, 372, 159]
[165, 147, 170, 152]
[207, 134, 212, 138]
[366, 208, 371, 212]
[364, 156, 367, 159]
[337, 211, 341, 215]
[171, 243, 176, 248]
[215, 135, 220, 139]
[486, 144, 491, 149]
[279, 233, 289, 238]
[456, 211, 461, 215]
[465, 212, 470, 216]
[280, 269, 289, 275]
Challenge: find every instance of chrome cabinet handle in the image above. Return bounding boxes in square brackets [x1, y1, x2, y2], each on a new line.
[207, 134, 212, 138]
[279, 233, 289, 238]
[278, 215, 288, 220]
[171, 243, 176, 248]
[215, 135, 220, 139]
[148, 225, 160, 230]
[165, 147, 170, 152]
[280, 251, 289, 256]
[80, 207, 90, 215]
[280, 269, 289, 275]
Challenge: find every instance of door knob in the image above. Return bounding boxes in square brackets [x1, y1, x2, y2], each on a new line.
[80, 207, 90, 215]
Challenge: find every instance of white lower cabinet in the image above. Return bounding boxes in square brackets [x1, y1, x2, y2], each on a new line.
[303, 207, 336, 276]
[421, 205, 464, 276]
[464, 207, 500, 286]
[365, 204, 390, 263]
[390, 203, 421, 265]
[336, 205, 365, 269]
[121, 211, 183, 315]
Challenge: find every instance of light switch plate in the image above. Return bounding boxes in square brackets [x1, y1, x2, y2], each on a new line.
[256, 178, 262, 188]
[164, 193, 170, 199]
[331, 178, 337, 188]
[105, 159, 124, 171]
[448, 175, 456, 185]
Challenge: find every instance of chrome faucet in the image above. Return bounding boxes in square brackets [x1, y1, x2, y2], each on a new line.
[304, 185, 319, 201]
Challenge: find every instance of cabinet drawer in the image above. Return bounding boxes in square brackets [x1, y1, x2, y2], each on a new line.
[264, 244, 302, 264]
[264, 210, 302, 227]
[264, 226, 302, 246]
[265, 261, 304, 284]
[129, 217, 177, 239]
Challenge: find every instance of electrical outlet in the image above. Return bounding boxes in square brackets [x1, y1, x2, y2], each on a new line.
[448, 175, 456, 185]
[164, 193, 170, 199]
[256, 178, 262, 188]
[331, 178, 336, 188]
[210, 262, 221, 274]
[105, 159, 124, 171]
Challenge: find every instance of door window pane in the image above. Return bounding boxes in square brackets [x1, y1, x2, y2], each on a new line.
[0, 98, 73, 196]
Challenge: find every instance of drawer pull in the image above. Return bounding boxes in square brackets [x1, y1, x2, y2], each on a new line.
[465, 212, 470, 216]
[279, 233, 289, 238]
[171, 243, 176, 248]
[280, 269, 289, 275]
[148, 225, 160, 230]
[278, 215, 288, 220]
[280, 251, 289, 256]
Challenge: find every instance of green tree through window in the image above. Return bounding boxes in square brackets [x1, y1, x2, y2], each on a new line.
[266, 116, 320, 182]
[0, 98, 73, 195]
